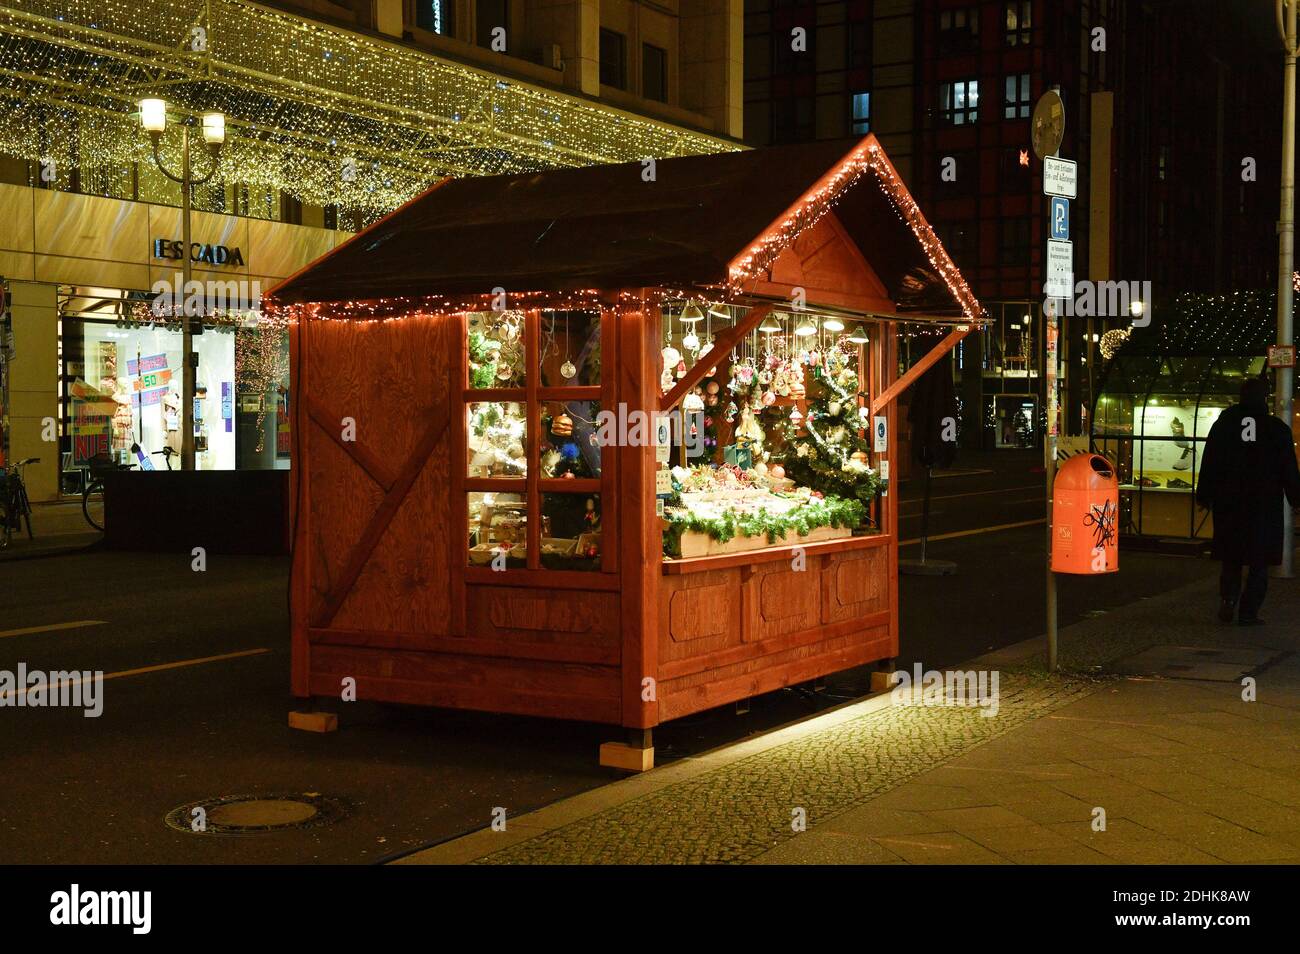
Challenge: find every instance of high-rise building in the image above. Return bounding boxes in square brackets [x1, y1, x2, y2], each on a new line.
[744, 0, 1280, 445]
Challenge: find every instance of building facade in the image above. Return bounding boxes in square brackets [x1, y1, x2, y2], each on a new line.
[744, 0, 1281, 448]
[0, 0, 739, 503]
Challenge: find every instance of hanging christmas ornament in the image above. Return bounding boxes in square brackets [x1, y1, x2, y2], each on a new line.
[551, 413, 573, 437]
[559, 316, 577, 379]
[761, 390, 776, 407]
[676, 360, 687, 379]
[770, 464, 786, 480]
[683, 330, 701, 354]
[725, 401, 739, 424]
[495, 361, 514, 381]
[699, 339, 715, 374]
[789, 405, 803, 423]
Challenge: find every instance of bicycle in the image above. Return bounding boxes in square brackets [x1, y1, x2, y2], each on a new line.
[0, 457, 39, 549]
[82, 444, 175, 532]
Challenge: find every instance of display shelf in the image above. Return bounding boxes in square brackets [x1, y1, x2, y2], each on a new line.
[663, 531, 887, 574]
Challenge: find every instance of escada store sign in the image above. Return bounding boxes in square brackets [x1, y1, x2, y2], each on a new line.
[153, 238, 245, 267]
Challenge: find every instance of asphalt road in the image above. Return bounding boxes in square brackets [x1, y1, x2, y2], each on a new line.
[0, 450, 1217, 864]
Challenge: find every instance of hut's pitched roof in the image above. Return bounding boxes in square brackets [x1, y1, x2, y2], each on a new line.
[269, 136, 978, 319]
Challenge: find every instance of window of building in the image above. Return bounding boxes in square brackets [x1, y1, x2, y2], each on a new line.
[601, 29, 627, 89]
[1000, 146, 1033, 189]
[939, 79, 979, 126]
[773, 96, 815, 143]
[851, 91, 871, 134]
[1005, 1, 1032, 47]
[416, 0, 454, 36]
[848, 17, 872, 69]
[476, 0, 508, 49]
[935, 221, 978, 273]
[999, 217, 1031, 265]
[1003, 73, 1030, 119]
[938, 150, 977, 197]
[642, 43, 667, 102]
[938, 7, 980, 56]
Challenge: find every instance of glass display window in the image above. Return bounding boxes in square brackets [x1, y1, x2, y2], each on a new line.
[540, 311, 601, 387]
[64, 315, 236, 473]
[540, 493, 601, 570]
[540, 400, 601, 478]
[1092, 306, 1271, 538]
[467, 491, 527, 568]
[467, 401, 528, 478]
[466, 310, 526, 389]
[461, 308, 605, 573]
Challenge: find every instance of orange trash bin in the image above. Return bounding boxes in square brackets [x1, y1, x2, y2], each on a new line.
[1051, 453, 1119, 574]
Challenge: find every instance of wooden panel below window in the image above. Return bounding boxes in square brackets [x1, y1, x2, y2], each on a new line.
[309, 644, 621, 724]
[823, 545, 889, 624]
[467, 584, 620, 659]
[658, 569, 743, 664]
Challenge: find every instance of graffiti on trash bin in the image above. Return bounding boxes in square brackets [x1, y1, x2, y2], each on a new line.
[1082, 499, 1117, 551]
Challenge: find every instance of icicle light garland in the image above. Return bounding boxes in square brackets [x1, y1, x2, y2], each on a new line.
[0, 0, 736, 217]
[267, 289, 688, 323]
[727, 142, 984, 325]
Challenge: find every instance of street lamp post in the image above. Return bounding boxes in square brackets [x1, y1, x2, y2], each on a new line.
[1276, 1, 1297, 578]
[138, 99, 225, 471]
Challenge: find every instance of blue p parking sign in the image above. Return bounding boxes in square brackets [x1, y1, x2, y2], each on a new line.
[1050, 196, 1069, 241]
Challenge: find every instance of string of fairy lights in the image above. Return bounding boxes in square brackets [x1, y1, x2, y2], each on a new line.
[0, 0, 736, 218]
[728, 141, 985, 326]
[270, 144, 986, 331]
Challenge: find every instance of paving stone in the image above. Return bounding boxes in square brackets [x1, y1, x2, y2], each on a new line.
[1004, 843, 1113, 864]
[751, 830, 902, 865]
[923, 805, 1035, 832]
[871, 831, 1010, 865]
[1094, 838, 1224, 864]
[473, 673, 1097, 865]
[962, 823, 1076, 854]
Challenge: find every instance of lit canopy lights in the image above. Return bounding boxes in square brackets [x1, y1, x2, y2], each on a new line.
[0, 0, 737, 217]
[726, 140, 984, 325]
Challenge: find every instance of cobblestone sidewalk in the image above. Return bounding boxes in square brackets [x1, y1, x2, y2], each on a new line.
[397, 568, 1300, 865]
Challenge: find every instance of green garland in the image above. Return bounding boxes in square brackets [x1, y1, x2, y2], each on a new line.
[468, 329, 500, 389]
[663, 494, 867, 558]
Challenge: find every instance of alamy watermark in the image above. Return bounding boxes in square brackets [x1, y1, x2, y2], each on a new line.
[890, 663, 1000, 717]
[150, 271, 262, 317]
[50, 885, 150, 934]
[1044, 279, 1151, 326]
[594, 405, 704, 457]
[0, 664, 104, 717]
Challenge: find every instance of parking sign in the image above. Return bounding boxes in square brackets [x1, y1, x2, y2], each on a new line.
[1050, 196, 1069, 241]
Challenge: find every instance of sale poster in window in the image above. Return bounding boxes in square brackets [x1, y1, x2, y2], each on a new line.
[1132, 403, 1223, 490]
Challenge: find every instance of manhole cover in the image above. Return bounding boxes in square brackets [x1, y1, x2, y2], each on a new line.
[165, 793, 348, 835]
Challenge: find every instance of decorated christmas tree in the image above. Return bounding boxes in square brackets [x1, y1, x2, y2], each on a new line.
[780, 346, 884, 509]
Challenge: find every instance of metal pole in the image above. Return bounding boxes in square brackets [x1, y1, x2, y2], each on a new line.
[1045, 299, 1058, 672]
[1278, 0, 1297, 578]
[181, 126, 195, 471]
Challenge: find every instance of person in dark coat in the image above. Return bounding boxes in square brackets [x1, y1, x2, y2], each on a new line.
[1196, 377, 1300, 625]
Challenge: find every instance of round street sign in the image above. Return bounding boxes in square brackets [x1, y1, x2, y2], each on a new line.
[1032, 89, 1066, 160]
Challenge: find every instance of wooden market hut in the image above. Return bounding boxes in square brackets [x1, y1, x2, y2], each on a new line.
[268, 136, 981, 769]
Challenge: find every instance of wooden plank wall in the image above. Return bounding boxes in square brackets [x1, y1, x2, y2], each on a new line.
[292, 312, 626, 724]
[656, 541, 894, 721]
